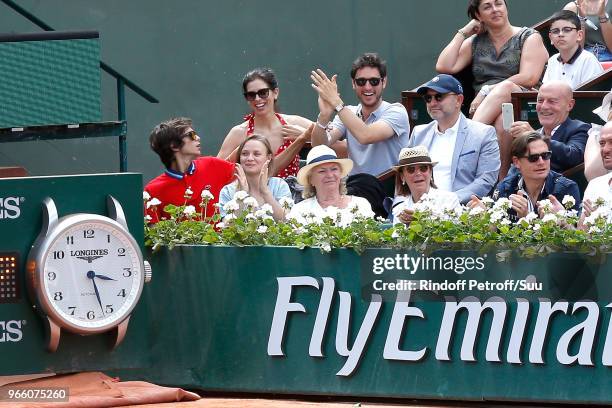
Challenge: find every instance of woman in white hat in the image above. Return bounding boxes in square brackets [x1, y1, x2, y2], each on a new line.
[287, 145, 374, 225]
[392, 146, 460, 224]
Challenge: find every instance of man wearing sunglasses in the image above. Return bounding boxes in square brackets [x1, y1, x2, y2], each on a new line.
[543, 10, 603, 89]
[144, 117, 235, 223]
[310, 53, 409, 177]
[483, 132, 581, 222]
[509, 80, 590, 173]
[409, 74, 500, 204]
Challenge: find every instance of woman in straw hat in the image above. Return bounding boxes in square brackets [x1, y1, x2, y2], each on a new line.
[287, 145, 374, 225]
[392, 146, 460, 224]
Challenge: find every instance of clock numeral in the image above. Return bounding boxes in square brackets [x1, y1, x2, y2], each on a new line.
[117, 248, 126, 257]
[107, 234, 111, 243]
[66, 236, 74, 245]
[53, 292, 63, 301]
[68, 306, 76, 316]
[53, 250, 65, 260]
[86, 311, 95, 320]
[105, 304, 114, 314]
[47, 271, 56, 281]
[117, 289, 126, 298]
[122, 268, 132, 277]
[83, 229, 95, 239]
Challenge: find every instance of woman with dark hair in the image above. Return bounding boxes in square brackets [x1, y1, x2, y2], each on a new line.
[218, 67, 312, 179]
[219, 134, 291, 221]
[391, 146, 460, 225]
[436, 0, 549, 180]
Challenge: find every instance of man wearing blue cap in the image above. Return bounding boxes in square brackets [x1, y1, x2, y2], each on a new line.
[409, 74, 500, 204]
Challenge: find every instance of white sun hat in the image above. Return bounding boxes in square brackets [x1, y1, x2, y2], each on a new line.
[296, 145, 353, 186]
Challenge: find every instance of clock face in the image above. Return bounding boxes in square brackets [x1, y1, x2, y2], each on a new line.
[38, 216, 144, 333]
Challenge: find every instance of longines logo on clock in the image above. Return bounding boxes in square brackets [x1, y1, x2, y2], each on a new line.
[70, 249, 109, 263]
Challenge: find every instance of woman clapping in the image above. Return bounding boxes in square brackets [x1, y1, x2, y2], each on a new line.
[219, 135, 292, 221]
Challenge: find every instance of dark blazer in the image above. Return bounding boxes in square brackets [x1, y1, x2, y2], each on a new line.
[548, 117, 590, 173]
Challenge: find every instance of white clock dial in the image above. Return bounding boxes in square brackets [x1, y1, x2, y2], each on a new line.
[40, 218, 143, 332]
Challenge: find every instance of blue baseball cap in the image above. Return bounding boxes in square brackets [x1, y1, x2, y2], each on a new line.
[417, 74, 463, 95]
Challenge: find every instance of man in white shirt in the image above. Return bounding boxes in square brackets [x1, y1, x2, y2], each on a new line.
[543, 10, 603, 89]
[580, 121, 612, 228]
[409, 74, 500, 204]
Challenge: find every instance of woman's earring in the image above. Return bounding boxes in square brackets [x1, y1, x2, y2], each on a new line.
[402, 180, 406, 186]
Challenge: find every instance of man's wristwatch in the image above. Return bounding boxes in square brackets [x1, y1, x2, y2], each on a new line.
[334, 103, 345, 113]
[600, 13, 610, 24]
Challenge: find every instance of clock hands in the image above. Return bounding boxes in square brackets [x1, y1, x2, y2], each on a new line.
[86, 270, 104, 315]
[94, 274, 116, 281]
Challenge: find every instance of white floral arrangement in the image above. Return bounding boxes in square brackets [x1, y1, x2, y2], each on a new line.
[144, 189, 612, 259]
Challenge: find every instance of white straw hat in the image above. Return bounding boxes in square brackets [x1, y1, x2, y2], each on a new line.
[392, 146, 438, 171]
[296, 145, 353, 186]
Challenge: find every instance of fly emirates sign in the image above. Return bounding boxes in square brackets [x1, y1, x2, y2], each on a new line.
[267, 277, 612, 376]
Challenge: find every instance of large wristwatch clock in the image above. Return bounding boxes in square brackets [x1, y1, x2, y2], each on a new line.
[27, 196, 151, 352]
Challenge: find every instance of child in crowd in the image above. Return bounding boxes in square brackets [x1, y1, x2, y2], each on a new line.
[543, 10, 603, 89]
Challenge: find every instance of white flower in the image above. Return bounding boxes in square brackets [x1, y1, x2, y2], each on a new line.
[223, 213, 237, 222]
[589, 225, 602, 234]
[184, 187, 194, 199]
[143, 191, 151, 201]
[245, 213, 256, 221]
[201, 190, 214, 200]
[542, 213, 557, 223]
[257, 225, 268, 234]
[146, 197, 162, 209]
[216, 221, 226, 229]
[493, 198, 512, 211]
[533, 223, 541, 231]
[144, 215, 152, 222]
[223, 199, 239, 213]
[481, 196, 494, 206]
[391, 229, 400, 239]
[243, 196, 258, 208]
[260, 203, 273, 214]
[490, 210, 506, 223]
[561, 195, 575, 209]
[538, 199, 553, 213]
[500, 218, 511, 226]
[564, 209, 578, 218]
[525, 212, 538, 222]
[293, 226, 306, 235]
[321, 242, 332, 252]
[469, 206, 485, 216]
[454, 206, 465, 218]
[183, 205, 196, 215]
[279, 197, 294, 209]
[234, 190, 248, 201]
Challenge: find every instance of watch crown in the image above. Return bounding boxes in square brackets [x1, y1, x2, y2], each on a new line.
[143, 260, 152, 283]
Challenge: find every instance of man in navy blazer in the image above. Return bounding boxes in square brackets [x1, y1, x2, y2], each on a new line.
[410, 74, 500, 204]
[509, 80, 590, 174]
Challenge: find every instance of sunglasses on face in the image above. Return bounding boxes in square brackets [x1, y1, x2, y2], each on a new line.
[405, 164, 430, 174]
[182, 130, 199, 141]
[523, 151, 552, 163]
[549, 27, 578, 35]
[243, 88, 271, 101]
[423, 93, 456, 103]
[354, 77, 382, 87]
